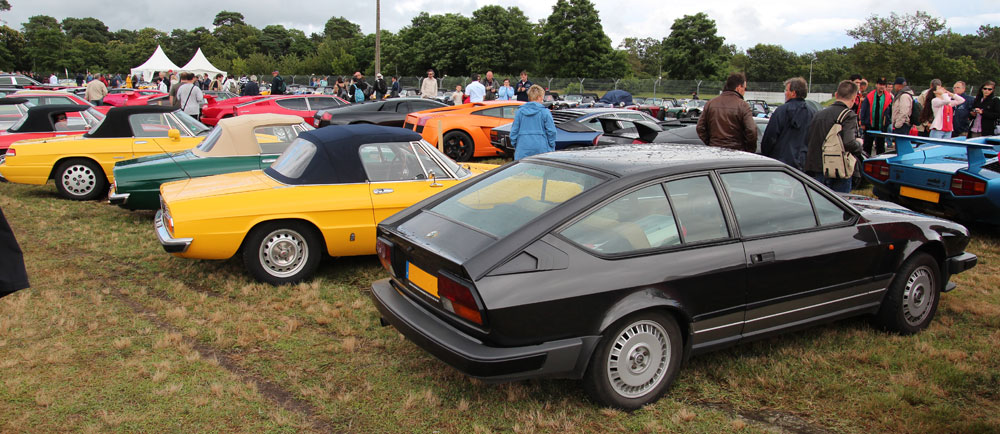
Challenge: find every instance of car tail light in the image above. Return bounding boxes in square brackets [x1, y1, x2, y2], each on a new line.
[5, 148, 13, 157]
[632, 139, 646, 144]
[438, 275, 483, 325]
[863, 159, 890, 182]
[321, 112, 332, 121]
[950, 172, 987, 196]
[592, 134, 602, 146]
[375, 238, 394, 275]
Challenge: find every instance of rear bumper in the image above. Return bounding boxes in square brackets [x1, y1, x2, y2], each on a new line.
[371, 278, 596, 381]
[108, 184, 129, 205]
[871, 182, 1000, 224]
[154, 210, 192, 253]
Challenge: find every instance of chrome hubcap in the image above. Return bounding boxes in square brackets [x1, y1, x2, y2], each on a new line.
[259, 229, 308, 278]
[61, 164, 96, 196]
[902, 265, 935, 326]
[607, 320, 669, 398]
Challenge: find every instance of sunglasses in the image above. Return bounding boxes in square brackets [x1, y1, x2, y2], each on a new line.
[984, 87, 994, 91]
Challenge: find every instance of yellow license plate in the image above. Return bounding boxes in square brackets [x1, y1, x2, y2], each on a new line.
[407, 262, 438, 298]
[900, 186, 940, 203]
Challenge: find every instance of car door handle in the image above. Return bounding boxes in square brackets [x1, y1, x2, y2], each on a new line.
[373, 188, 394, 195]
[261, 158, 276, 163]
[134, 140, 148, 144]
[750, 251, 775, 264]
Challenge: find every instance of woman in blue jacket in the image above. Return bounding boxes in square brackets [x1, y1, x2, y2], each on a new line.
[497, 79, 515, 101]
[511, 85, 557, 160]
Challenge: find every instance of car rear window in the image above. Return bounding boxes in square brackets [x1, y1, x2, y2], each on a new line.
[430, 162, 603, 238]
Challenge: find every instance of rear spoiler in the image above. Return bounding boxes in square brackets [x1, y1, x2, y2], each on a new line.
[869, 132, 999, 170]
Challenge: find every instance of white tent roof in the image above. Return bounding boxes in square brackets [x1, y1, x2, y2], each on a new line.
[181, 48, 226, 79]
[130, 45, 182, 83]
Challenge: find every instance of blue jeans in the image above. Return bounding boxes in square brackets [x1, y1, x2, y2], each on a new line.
[812, 173, 852, 193]
[929, 129, 950, 139]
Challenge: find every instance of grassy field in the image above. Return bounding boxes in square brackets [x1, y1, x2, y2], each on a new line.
[1, 180, 998, 433]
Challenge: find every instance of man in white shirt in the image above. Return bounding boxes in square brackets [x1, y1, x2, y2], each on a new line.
[48, 73, 58, 85]
[465, 74, 486, 103]
[175, 72, 207, 120]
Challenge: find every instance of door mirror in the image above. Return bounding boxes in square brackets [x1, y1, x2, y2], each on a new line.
[167, 128, 181, 141]
[429, 170, 443, 187]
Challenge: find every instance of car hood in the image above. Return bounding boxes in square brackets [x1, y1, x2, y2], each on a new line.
[8, 134, 85, 147]
[161, 170, 280, 203]
[843, 193, 944, 223]
[462, 163, 496, 175]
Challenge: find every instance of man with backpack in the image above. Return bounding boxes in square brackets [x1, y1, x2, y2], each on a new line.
[890, 77, 917, 135]
[804, 80, 862, 193]
[271, 70, 286, 95]
[350, 72, 370, 103]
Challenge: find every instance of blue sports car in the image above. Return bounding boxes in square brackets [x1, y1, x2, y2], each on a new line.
[863, 132, 1000, 224]
[490, 108, 659, 157]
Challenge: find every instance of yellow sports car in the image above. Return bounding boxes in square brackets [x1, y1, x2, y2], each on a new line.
[155, 124, 495, 285]
[0, 105, 210, 200]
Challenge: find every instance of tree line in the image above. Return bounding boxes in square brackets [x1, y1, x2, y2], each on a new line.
[0, 0, 997, 87]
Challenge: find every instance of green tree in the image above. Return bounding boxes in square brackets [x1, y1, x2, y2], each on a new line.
[0, 0, 10, 11]
[260, 25, 292, 57]
[397, 12, 473, 75]
[466, 5, 536, 75]
[324, 16, 361, 41]
[537, 0, 625, 77]
[212, 11, 245, 27]
[61, 17, 110, 44]
[22, 15, 64, 71]
[847, 11, 946, 85]
[619, 37, 664, 77]
[0, 25, 26, 71]
[744, 43, 801, 82]
[661, 13, 727, 79]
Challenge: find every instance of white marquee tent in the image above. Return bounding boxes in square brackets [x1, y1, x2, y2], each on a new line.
[180, 48, 226, 79]
[129, 45, 182, 82]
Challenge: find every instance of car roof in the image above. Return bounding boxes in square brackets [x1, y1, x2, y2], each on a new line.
[9, 104, 91, 133]
[85, 105, 177, 138]
[264, 124, 422, 185]
[193, 113, 305, 158]
[0, 97, 29, 105]
[13, 90, 76, 96]
[529, 143, 780, 177]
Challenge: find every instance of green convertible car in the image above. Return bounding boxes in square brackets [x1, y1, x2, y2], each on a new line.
[109, 113, 311, 210]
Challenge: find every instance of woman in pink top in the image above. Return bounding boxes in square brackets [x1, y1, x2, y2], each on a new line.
[919, 83, 964, 139]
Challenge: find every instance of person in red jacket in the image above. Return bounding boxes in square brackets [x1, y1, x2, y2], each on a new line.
[859, 77, 894, 156]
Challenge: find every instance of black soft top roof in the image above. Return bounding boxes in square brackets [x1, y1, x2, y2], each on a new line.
[84, 105, 176, 138]
[264, 124, 423, 185]
[9, 104, 90, 133]
[0, 97, 29, 105]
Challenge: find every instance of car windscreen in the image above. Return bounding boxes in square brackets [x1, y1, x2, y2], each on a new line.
[268, 137, 316, 180]
[173, 111, 212, 136]
[429, 162, 604, 238]
[194, 126, 224, 153]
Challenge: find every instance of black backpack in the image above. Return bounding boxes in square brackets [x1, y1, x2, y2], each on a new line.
[909, 94, 922, 126]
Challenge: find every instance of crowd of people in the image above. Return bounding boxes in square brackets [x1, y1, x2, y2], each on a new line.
[697, 71, 1000, 193]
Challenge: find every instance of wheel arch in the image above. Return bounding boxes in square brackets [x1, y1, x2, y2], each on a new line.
[596, 289, 693, 347]
[906, 240, 947, 278]
[238, 217, 329, 257]
[49, 156, 106, 181]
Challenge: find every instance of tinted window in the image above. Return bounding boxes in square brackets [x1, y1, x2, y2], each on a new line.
[721, 171, 816, 237]
[809, 188, 851, 225]
[410, 101, 440, 112]
[49, 96, 76, 105]
[308, 97, 342, 110]
[562, 184, 680, 254]
[501, 105, 518, 119]
[14, 77, 34, 85]
[21, 97, 41, 106]
[473, 107, 503, 118]
[254, 125, 302, 154]
[359, 142, 426, 182]
[269, 138, 316, 179]
[276, 98, 308, 110]
[664, 176, 729, 243]
[129, 113, 172, 137]
[431, 162, 603, 238]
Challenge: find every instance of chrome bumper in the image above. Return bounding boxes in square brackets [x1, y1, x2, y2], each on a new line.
[154, 210, 192, 253]
[108, 187, 129, 205]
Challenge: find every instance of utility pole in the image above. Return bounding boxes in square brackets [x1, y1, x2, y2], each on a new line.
[375, 0, 381, 75]
[808, 56, 816, 94]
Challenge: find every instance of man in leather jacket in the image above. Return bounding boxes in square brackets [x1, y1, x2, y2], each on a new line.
[696, 72, 757, 152]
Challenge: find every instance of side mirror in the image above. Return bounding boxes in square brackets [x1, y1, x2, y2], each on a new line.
[428, 170, 443, 187]
[167, 128, 181, 140]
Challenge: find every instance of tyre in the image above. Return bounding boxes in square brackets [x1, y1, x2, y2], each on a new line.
[583, 311, 683, 410]
[55, 159, 108, 200]
[442, 130, 475, 162]
[242, 221, 323, 285]
[873, 252, 940, 335]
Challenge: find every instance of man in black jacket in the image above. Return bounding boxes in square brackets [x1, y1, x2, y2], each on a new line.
[0, 206, 29, 298]
[804, 80, 862, 193]
[760, 77, 816, 170]
[241, 75, 260, 96]
[270, 70, 285, 95]
[373, 73, 388, 100]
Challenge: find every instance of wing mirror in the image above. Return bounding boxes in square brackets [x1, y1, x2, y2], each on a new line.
[429, 170, 443, 187]
[167, 128, 181, 141]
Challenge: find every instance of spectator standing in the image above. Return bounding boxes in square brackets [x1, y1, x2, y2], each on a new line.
[125, 74, 132, 89]
[169, 73, 179, 90]
[510, 85, 557, 160]
[0, 205, 30, 299]
[154, 77, 168, 93]
[497, 79, 515, 101]
[75, 72, 85, 86]
[691, 91, 699, 100]
[890, 77, 915, 135]
[270, 71, 286, 95]
[320, 76, 329, 87]
[849, 74, 864, 119]
[209, 74, 224, 91]
[176, 72, 207, 120]
[514, 71, 533, 102]
[85, 74, 108, 105]
[420, 69, 438, 99]
[48, 72, 58, 85]
[482, 71, 498, 101]
[241, 75, 260, 96]
[238, 74, 249, 92]
[696, 72, 757, 152]
[760, 77, 817, 170]
[451, 85, 464, 105]
[98, 74, 109, 88]
[968, 80, 999, 138]
[951, 81, 974, 137]
[466, 74, 486, 103]
[349, 72, 369, 103]
[859, 77, 893, 155]
[86, 72, 93, 83]
[374, 73, 388, 100]
[804, 80, 862, 193]
[919, 82, 963, 139]
[390, 76, 401, 98]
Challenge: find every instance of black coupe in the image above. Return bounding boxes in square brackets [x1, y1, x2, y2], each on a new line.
[313, 98, 447, 128]
[370, 144, 977, 409]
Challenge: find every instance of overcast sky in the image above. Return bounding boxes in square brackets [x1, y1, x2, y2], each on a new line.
[3, 0, 999, 54]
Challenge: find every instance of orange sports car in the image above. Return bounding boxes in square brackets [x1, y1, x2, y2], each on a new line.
[402, 101, 522, 161]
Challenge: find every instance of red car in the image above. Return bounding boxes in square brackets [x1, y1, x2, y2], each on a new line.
[233, 95, 349, 127]
[198, 95, 269, 126]
[13, 90, 111, 114]
[103, 88, 168, 107]
[0, 104, 105, 155]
